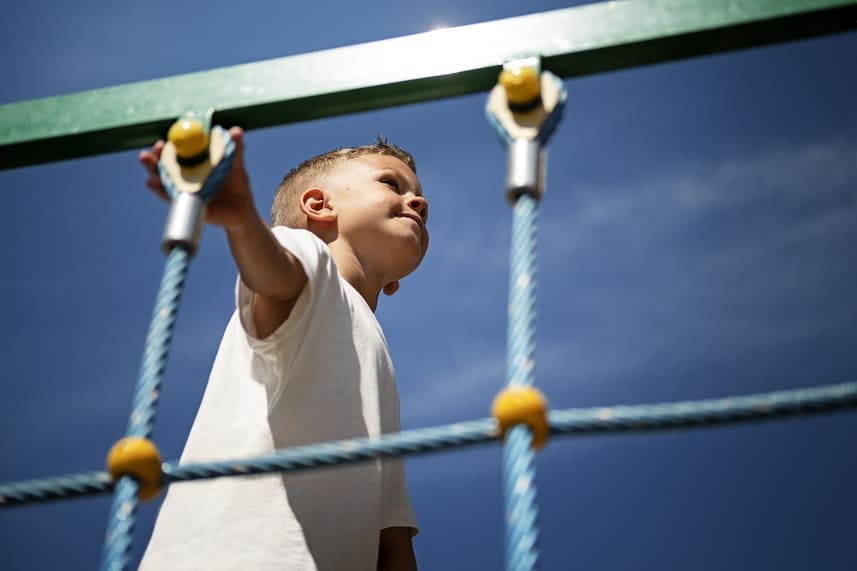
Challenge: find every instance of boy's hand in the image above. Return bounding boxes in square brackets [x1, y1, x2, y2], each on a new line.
[138, 126, 256, 229]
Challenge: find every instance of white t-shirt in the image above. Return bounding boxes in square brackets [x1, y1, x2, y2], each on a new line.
[139, 227, 417, 571]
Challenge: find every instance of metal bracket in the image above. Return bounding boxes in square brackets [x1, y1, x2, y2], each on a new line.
[158, 112, 235, 255]
[486, 56, 567, 202]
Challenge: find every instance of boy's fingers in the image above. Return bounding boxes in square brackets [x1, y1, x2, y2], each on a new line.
[152, 140, 165, 157]
[140, 140, 165, 156]
[139, 140, 166, 170]
[228, 127, 245, 171]
[139, 151, 158, 174]
[229, 126, 244, 144]
[145, 176, 169, 201]
[216, 126, 249, 196]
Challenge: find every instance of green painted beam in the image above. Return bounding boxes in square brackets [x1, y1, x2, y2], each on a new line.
[1, 0, 855, 170]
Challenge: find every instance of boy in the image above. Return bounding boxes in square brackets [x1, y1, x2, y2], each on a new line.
[137, 127, 428, 570]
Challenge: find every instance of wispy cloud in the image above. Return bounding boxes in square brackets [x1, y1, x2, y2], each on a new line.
[401, 343, 506, 426]
[533, 137, 857, 403]
[545, 137, 857, 258]
[394, 136, 857, 424]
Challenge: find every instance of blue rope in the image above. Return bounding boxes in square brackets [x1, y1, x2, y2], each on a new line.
[548, 381, 857, 433]
[487, 65, 567, 571]
[0, 471, 112, 505]
[165, 419, 498, 483]
[128, 247, 191, 438]
[100, 247, 190, 571]
[504, 194, 542, 571]
[100, 125, 235, 571]
[3, 381, 857, 507]
[100, 478, 139, 571]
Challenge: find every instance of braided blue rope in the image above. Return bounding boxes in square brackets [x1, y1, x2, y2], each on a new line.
[487, 63, 567, 571]
[165, 419, 499, 483]
[100, 126, 235, 571]
[504, 194, 542, 571]
[547, 381, 857, 434]
[100, 247, 190, 571]
[0, 471, 112, 505]
[4, 380, 857, 507]
[127, 247, 191, 438]
[101, 478, 139, 571]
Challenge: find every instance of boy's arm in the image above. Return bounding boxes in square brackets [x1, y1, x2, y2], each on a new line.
[140, 127, 307, 338]
[223, 209, 307, 338]
[378, 527, 417, 571]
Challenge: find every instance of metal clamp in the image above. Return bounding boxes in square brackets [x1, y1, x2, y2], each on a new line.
[486, 56, 567, 202]
[157, 113, 235, 255]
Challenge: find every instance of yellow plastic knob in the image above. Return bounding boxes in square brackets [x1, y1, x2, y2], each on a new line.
[499, 66, 541, 107]
[167, 118, 209, 160]
[107, 437, 163, 501]
[492, 386, 549, 450]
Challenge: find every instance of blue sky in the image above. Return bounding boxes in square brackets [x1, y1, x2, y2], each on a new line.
[2, 1, 857, 569]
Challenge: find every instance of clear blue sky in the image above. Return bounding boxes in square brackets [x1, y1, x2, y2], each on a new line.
[1, 1, 857, 569]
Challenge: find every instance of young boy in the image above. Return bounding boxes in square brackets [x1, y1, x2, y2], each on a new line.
[137, 127, 428, 570]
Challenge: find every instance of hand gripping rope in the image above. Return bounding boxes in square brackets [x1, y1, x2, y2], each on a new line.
[100, 114, 235, 571]
[486, 56, 567, 571]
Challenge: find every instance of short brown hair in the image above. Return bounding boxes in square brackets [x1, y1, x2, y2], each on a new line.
[271, 136, 417, 227]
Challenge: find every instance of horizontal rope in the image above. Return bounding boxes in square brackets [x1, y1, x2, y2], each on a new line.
[2, 380, 856, 507]
[548, 381, 857, 434]
[164, 420, 497, 484]
[0, 471, 112, 505]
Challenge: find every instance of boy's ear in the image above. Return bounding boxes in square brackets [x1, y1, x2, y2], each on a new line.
[300, 188, 336, 223]
[383, 281, 400, 296]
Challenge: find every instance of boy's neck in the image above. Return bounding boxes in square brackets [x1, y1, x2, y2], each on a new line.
[327, 241, 383, 312]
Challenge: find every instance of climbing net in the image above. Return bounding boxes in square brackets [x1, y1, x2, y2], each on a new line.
[2, 60, 857, 571]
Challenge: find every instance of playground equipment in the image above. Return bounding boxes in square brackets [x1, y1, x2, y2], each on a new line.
[1, 1, 856, 570]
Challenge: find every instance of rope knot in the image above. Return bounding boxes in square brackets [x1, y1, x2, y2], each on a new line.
[107, 437, 163, 501]
[492, 386, 550, 450]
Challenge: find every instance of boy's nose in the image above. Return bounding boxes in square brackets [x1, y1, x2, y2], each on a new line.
[407, 196, 429, 223]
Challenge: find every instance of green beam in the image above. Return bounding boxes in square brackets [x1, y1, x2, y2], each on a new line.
[1, 0, 855, 170]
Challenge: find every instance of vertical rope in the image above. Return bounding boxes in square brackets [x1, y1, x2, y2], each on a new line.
[100, 478, 140, 571]
[100, 246, 192, 571]
[127, 247, 192, 438]
[504, 195, 541, 571]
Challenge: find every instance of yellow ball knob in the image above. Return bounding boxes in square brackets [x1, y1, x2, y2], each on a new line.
[492, 386, 549, 450]
[107, 437, 163, 501]
[167, 118, 209, 160]
[499, 66, 541, 107]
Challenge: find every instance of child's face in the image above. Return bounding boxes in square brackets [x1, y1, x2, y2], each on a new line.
[328, 154, 429, 279]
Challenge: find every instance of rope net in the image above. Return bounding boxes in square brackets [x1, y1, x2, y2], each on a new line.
[2, 66, 856, 571]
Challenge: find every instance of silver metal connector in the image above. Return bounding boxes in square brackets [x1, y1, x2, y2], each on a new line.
[506, 138, 545, 202]
[161, 192, 207, 255]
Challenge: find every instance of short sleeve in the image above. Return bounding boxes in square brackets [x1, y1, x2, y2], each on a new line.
[235, 226, 333, 348]
[233, 227, 339, 404]
[381, 458, 419, 535]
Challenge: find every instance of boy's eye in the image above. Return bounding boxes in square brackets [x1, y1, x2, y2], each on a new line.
[381, 177, 399, 191]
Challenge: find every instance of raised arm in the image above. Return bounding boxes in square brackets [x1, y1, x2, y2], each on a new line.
[224, 208, 307, 338]
[140, 127, 307, 338]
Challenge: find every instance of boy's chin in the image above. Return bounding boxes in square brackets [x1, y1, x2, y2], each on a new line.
[390, 241, 428, 272]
